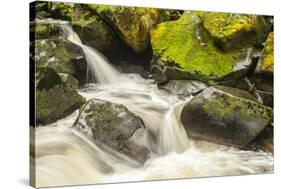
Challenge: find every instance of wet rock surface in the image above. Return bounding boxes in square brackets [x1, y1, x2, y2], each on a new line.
[74, 98, 150, 163]
[181, 86, 273, 148]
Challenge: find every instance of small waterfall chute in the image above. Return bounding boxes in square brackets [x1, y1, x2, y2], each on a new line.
[60, 22, 120, 84]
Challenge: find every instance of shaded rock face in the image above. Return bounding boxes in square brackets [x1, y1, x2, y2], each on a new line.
[34, 36, 87, 85]
[244, 124, 273, 153]
[150, 12, 254, 84]
[199, 13, 270, 50]
[89, 5, 174, 53]
[31, 21, 62, 39]
[256, 32, 274, 74]
[159, 80, 208, 97]
[36, 67, 85, 125]
[74, 99, 149, 163]
[181, 86, 273, 148]
[72, 15, 118, 51]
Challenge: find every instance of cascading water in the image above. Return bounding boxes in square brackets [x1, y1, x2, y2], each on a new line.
[60, 22, 120, 84]
[33, 20, 273, 188]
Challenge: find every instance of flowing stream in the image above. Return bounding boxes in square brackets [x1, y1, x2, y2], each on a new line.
[33, 20, 273, 188]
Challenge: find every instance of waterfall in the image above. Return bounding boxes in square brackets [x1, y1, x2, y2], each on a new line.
[60, 23, 120, 84]
[33, 19, 274, 188]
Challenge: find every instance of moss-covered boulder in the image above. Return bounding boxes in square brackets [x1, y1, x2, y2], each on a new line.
[72, 14, 117, 51]
[34, 36, 87, 84]
[181, 86, 273, 148]
[257, 32, 274, 73]
[32, 21, 62, 39]
[151, 12, 254, 84]
[89, 5, 163, 53]
[36, 68, 85, 125]
[74, 98, 149, 163]
[47, 2, 74, 20]
[199, 12, 270, 50]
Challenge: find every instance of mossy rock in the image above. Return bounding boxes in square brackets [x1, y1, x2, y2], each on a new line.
[36, 67, 62, 90]
[181, 86, 273, 148]
[47, 2, 74, 20]
[151, 12, 253, 84]
[32, 22, 62, 39]
[258, 32, 274, 73]
[72, 14, 117, 51]
[36, 83, 85, 125]
[74, 98, 149, 163]
[199, 12, 270, 50]
[89, 5, 163, 53]
[59, 73, 79, 89]
[34, 36, 87, 84]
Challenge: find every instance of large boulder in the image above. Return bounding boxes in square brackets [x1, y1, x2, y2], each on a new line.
[181, 86, 273, 148]
[72, 14, 117, 51]
[74, 99, 149, 163]
[32, 21, 62, 39]
[150, 12, 254, 84]
[34, 36, 87, 84]
[199, 12, 270, 50]
[36, 67, 85, 125]
[89, 5, 167, 53]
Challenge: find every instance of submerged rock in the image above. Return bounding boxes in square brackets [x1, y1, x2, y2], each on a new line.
[74, 99, 149, 163]
[159, 80, 208, 97]
[181, 86, 273, 148]
[199, 12, 270, 50]
[89, 5, 165, 53]
[36, 68, 85, 125]
[150, 12, 254, 84]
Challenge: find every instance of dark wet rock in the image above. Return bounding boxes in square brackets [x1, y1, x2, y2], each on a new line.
[74, 99, 149, 163]
[245, 124, 273, 153]
[181, 86, 273, 148]
[159, 80, 208, 97]
[89, 5, 173, 53]
[250, 73, 273, 107]
[116, 61, 150, 78]
[255, 32, 274, 74]
[34, 37, 87, 85]
[72, 14, 118, 51]
[37, 67, 62, 90]
[36, 68, 85, 125]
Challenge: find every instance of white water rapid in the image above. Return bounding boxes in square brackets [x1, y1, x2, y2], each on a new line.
[32, 20, 273, 188]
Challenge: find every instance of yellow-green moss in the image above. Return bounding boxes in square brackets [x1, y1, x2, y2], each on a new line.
[260, 32, 274, 72]
[89, 4, 161, 53]
[199, 12, 269, 50]
[151, 12, 247, 80]
[203, 92, 272, 123]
